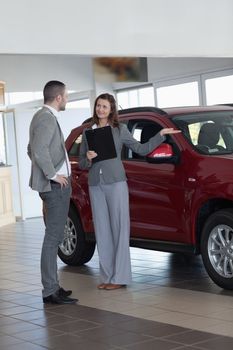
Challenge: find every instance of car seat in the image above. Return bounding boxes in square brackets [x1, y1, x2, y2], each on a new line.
[197, 123, 225, 152]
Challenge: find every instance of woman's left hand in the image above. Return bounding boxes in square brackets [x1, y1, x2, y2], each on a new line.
[160, 128, 181, 136]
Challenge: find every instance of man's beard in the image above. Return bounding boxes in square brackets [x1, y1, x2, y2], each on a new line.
[59, 104, 66, 111]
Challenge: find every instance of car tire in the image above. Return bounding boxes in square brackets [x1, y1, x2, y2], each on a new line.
[201, 208, 233, 290]
[58, 206, 96, 266]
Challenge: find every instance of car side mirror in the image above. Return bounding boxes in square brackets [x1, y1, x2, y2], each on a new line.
[146, 143, 179, 164]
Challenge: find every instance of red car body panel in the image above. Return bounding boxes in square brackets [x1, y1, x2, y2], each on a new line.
[65, 106, 233, 253]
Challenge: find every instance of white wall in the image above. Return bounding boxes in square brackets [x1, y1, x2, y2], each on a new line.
[1, 0, 233, 56]
[14, 110, 40, 219]
[112, 58, 233, 90]
[3, 111, 22, 218]
[15, 107, 90, 219]
[147, 58, 233, 82]
[0, 55, 94, 93]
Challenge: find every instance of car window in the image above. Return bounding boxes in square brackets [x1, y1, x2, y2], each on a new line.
[173, 111, 233, 155]
[122, 120, 163, 160]
[188, 122, 226, 148]
[68, 134, 82, 157]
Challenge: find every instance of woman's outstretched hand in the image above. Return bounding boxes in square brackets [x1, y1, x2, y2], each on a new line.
[160, 128, 181, 136]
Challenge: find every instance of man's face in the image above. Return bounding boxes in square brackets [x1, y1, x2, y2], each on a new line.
[58, 88, 68, 111]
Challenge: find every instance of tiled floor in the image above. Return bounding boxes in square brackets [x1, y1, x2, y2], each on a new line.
[0, 218, 233, 349]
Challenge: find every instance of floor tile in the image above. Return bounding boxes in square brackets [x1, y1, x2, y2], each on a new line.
[0, 217, 233, 350]
[195, 336, 233, 350]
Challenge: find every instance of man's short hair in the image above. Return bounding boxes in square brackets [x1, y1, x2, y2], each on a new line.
[43, 81, 66, 103]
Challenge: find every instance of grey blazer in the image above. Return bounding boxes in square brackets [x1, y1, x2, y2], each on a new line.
[79, 123, 165, 186]
[28, 107, 66, 193]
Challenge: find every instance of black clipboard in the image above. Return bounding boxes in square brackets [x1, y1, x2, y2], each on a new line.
[85, 126, 117, 163]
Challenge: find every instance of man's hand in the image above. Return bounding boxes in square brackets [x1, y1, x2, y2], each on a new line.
[54, 174, 68, 187]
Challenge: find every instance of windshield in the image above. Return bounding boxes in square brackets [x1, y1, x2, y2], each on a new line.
[172, 111, 233, 155]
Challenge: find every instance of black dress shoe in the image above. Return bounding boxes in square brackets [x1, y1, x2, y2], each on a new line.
[59, 287, 72, 297]
[43, 292, 78, 304]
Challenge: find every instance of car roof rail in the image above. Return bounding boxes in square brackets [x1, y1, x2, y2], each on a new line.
[82, 117, 92, 124]
[118, 106, 167, 116]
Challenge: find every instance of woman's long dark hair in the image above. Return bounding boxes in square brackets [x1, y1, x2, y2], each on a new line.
[92, 93, 119, 128]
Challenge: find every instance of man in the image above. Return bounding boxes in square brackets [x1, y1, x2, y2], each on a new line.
[28, 80, 77, 304]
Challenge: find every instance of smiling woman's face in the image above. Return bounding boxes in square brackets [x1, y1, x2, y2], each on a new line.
[95, 98, 111, 121]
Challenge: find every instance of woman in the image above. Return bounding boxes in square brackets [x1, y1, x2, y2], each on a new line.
[79, 93, 180, 290]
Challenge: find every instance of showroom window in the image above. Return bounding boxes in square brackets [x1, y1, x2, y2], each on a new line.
[205, 74, 233, 105]
[156, 81, 199, 108]
[5, 90, 78, 106]
[117, 86, 155, 109]
[5, 91, 43, 105]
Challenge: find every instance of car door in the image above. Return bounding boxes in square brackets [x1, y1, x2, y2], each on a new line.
[66, 127, 93, 232]
[122, 118, 188, 243]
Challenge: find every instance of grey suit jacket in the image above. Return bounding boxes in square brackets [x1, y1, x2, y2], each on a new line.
[28, 107, 66, 192]
[79, 123, 165, 186]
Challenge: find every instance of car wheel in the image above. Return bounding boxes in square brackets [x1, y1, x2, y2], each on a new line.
[58, 206, 96, 266]
[201, 208, 233, 290]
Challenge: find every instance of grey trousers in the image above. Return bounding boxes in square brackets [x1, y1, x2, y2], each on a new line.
[89, 180, 132, 285]
[39, 182, 71, 297]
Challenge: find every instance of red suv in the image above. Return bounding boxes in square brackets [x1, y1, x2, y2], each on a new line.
[58, 106, 233, 290]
